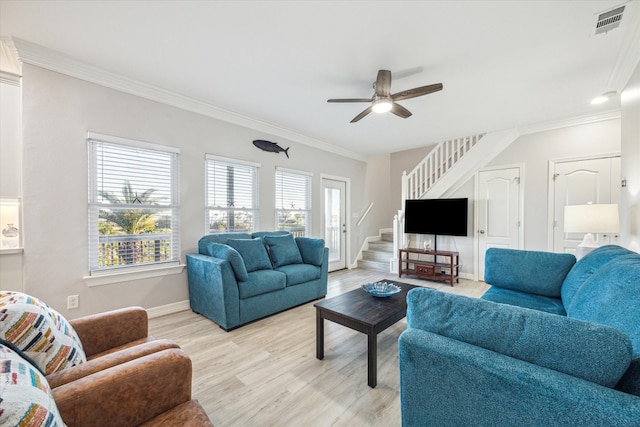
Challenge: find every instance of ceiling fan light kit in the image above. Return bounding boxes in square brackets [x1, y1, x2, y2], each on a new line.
[328, 69, 443, 122]
[372, 98, 393, 113]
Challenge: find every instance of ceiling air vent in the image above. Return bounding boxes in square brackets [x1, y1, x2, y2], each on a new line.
[595, 5, 625, 35]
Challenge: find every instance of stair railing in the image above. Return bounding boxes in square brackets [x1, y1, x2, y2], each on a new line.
[401, 133, 485, 203]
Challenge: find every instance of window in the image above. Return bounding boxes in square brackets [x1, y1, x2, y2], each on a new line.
[206, 155, 259, 233]
[88, 133, 180, 273]
[275, 167, 312, 236]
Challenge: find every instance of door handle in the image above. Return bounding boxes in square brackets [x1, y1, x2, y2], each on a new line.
[478, 230, 485, 234]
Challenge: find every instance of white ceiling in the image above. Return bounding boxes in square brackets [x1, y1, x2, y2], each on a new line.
[1, 1, 639, 159]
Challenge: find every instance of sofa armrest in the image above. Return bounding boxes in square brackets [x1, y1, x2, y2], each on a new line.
[484, 247, 575, 297]
[399, 329, 640, 426]
[69, 306, 149, 357]
[53, 348, 193, 427]
[186, 253, 240, 330]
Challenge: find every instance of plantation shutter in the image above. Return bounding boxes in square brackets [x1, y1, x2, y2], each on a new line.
[88, 133, 180, 273]
[275, 167, 312, 236]
[205, 155, 260, 233]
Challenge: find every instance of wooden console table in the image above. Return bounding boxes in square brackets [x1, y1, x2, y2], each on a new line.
[398, 248, 459, 286]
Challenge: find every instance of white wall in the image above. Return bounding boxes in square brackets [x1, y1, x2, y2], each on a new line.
[17, 64, 374, 318]
[620, 61, 640, 252]
[488, 119, 621, 250]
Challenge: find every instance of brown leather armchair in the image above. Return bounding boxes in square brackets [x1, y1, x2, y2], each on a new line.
[53, 348, 213, 426]
[47, 306, 179, 388]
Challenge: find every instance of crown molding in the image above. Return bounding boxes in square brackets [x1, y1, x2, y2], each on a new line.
[517, 110, 621, 136]
[8, 37, 367, 162]
[607, 1, 640, 90]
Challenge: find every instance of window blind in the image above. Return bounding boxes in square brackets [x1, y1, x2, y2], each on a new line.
[205, 155, 259, 233]
[88, 135, 180, 273]
[275, 168, 312, 236]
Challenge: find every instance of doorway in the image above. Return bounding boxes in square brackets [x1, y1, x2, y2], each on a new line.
[549, 155, 620, 254]
[476, 166, 523, 280]
[322, 177, 348, 271]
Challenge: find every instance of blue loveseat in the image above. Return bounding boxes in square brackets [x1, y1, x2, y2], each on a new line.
[399, 245, 640, 426]
[186, 231, 328, 331]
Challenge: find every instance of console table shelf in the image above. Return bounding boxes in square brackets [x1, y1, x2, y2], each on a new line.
[398, 248, 459, 286]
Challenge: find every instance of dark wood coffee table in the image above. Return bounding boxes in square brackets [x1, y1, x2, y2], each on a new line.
[314, 280, 420, 388]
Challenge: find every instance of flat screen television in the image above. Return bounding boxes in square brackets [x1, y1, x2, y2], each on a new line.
[404, 198, 468, 237]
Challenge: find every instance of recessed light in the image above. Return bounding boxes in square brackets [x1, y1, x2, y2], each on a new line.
[590, 91, 617, 105]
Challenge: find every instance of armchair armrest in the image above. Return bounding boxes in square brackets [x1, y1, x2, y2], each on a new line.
[48, 339, 179, 388]
[399, 329, 640, 426]
[53, 348, 193, 427]
[69, 306, 149, 357]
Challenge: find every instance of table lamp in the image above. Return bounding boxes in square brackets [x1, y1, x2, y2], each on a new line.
[564, 203, 619, 259]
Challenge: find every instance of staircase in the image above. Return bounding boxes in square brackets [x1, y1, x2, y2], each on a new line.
[359, 231, 394, 272]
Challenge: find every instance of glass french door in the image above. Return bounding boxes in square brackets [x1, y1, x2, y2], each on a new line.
[322, 178, 346, 271]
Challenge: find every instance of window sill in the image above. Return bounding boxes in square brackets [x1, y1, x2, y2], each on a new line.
[83, 263, 185, 287]
[0, 248, 23, 255]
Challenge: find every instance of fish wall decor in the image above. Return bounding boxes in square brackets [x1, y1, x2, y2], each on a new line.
[252, 140, 290, 158]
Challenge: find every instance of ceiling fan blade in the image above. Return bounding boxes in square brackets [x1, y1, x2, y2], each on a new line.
[390, 103, 412, 119]
[375, 70, 392, 97]
[391, 83, 443, 101]
[351, 106, 373, 123]
[327, 98, 373, 103]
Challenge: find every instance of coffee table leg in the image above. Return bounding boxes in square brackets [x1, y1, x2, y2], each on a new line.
[316, 309, 324, 360]
[368, 331, 377, 388]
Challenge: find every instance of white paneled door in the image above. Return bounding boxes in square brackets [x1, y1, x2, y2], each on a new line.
[322, 178, 347, 272]
[551, 156, 620, 254]
[477, 167, 522, 280]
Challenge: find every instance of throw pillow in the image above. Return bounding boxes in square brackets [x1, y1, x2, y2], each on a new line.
[0, 291, 87, 375]
[407, 288, 632, 387]
[264, 234, 303, 268]
[226, 238, 272, 272]
[0, 342, 66, 426]
[295, 237, 325, 266]
[207, 242, 249, 281]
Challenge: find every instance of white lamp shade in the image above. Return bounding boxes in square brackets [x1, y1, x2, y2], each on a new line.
[564, 204, 619, 234]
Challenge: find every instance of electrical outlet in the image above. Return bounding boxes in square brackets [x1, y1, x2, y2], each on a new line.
[67, 295, 79, 309]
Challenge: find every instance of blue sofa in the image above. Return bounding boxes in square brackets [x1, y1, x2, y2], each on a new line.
[186, 231, 328, 331]
[399, 245, 640, 426]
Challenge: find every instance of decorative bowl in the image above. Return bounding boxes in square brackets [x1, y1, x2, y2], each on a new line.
[361, 282, 401, 298]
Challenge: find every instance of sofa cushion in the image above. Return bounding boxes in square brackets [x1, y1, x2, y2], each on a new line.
[0, 291, 87, 375]
[197, 232, 251, 255]
[481, 287, 566, 316]
[484, 248, 575, 298]
[407, 288, 632, 387]
[238, 270, 287, 299]
[207, 242, 249, 281]
[0, 342, 66, 426]
[295, 237, 325, 266]
[264, 234, 303, 268]
[227, 238, 272, 272]
[567, 253, 640, 358]
[275, 263, 321, 286]
[561, 244, 635, 307]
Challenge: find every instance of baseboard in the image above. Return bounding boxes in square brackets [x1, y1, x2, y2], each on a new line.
[146, 299, 190, 319]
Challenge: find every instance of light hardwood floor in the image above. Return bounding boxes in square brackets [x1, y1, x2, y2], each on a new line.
[149, 269, 489, 427]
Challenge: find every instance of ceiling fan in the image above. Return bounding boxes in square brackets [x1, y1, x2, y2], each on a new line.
[327, 69, 443, 123]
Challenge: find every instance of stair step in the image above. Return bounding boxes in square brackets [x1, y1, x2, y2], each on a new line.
[358, 259, 390, 272]
[381, 232, 393, 243]
[368, 241, 393, 252]
[362, 249, 391, 263]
